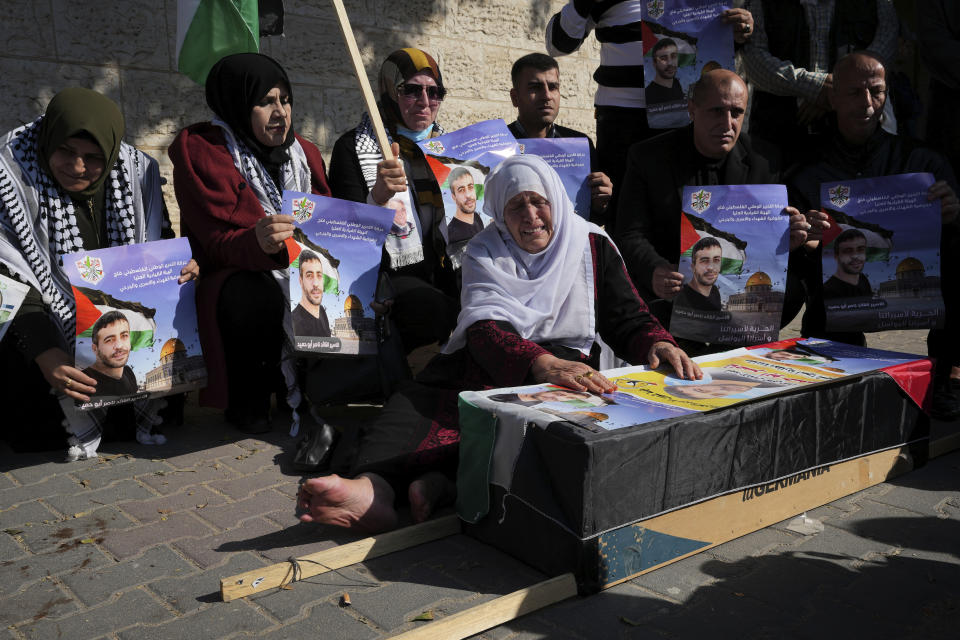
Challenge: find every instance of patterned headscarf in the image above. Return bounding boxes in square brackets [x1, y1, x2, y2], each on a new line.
[377, 48, 445, 129]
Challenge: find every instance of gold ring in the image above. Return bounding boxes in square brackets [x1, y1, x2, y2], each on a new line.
[574, 375, 584, 384]
[65, 378, 72, 389]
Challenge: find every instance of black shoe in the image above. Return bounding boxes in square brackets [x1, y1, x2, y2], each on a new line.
[225, 408, 272, 434]
[931, 378, 960, 421]
[293, 421, 339, 471]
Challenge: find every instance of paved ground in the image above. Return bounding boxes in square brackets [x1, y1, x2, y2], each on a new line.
[2, 325, 958, 639]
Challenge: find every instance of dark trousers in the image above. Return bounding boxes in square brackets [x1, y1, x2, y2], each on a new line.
[595, 106, 657, 228]
[217, 270, 286, 416]
[928, 223, 960, 375]
[0, 340, 68, 451]
[389, 275, 458, 354]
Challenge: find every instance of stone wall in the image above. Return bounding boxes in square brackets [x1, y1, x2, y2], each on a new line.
[0, 0, 600, 228]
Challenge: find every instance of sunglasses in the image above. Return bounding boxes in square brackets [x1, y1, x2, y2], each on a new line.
[397, 83, 446, 102]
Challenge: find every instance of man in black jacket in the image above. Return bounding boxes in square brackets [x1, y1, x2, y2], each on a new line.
[789, 51, 960, 418]
[612, 69, 808, 339]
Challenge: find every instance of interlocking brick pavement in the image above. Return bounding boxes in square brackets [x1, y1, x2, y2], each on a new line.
[0, 326, 957, 638]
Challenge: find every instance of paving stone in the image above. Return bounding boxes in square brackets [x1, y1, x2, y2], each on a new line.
[16, 507, 136, 554]
[4, 458, 80, 486]
[707, 526, 803, 563]
[60, 545, 197, 606]
[249, 563, 374, 621]
[524, 582, 670, 639]
[20, 588, 172, 640]
[0, 544, 111, 599]
[865, 481, 960, 517]
[207, 472, 288, 501]
[171, 516, 283, 569]
[43, 479, 157, 517]
[0, 578, 77, 627]
[214, 443, 282, 474]
[347, 565, 482, 631]
[195, 488, 294, 530]
[0, 474, 14, 491]
[255, 524, 361, 565]
[789, 590, 917, 639]
[99, 512, 215, 560]
[118, 485, 228, 524]
[0, 474, 85, 506]
[71, 458, 171, 490]
[150, 552, 267, 614]
[256, 606, 380, 640]
[0, 500, 59, 529]
[116, 600, 271, 640]
[0, 532, 26, 562]
[163, 443, 244, 469]
[627, 552, 749, 603]
[138, 463, 239, 495]
[431, 536, 547, 595]
[645, 588, 787, 640]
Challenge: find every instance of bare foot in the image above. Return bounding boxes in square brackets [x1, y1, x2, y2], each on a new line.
[408, 472, 456, 523]
[297, 473, 398, 533]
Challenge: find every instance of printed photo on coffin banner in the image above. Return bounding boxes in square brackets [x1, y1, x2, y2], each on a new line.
[65, 237, 206, 410]
[669, 184, 790, 345]
[285, 191, 392, 356]
[819, 173, 944, 333]
[418, 119, 518, 268]
[642, 0, 735, 129]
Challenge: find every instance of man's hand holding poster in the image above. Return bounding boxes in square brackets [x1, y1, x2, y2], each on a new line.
[284, 191, 391, 356]
[517, 137, 591, 219]
[669, 184, 790, 345]
[65, 238, 206, 410]
[642, 0, 735, 129]
[819, 173, 944, 333]
[417, 120, 518, 268]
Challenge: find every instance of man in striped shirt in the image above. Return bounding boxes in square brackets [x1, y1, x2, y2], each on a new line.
[546, 0, 755, 213]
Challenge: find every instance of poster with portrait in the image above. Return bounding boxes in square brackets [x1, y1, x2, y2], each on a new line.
[284, 191, 392, 356]
[642, 0, 734, 129]
[469, 339, 921, 431]
[517, 137, 591, 219]
[418, 119, 518, 268]
[669, 184, 790, 345]
[0, 273, 30, 343]
[820, 173, 944, 333]
[64, 238, 206, 410]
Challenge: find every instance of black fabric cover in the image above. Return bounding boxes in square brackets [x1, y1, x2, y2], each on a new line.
[466, 371, 929, 589]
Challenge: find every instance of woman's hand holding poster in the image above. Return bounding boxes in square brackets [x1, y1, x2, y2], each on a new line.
[642, 0, 734, 129]
[819, 173, 944, 333]
[417, 119, 518, 268]
[284, 191, 391, 356]
[65, 238, 206, 410]
[669, 184, 790, 345]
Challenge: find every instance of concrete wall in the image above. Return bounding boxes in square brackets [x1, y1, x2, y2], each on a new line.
[0, 0, 600, 228]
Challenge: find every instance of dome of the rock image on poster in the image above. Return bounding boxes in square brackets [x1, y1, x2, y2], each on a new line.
[160, 337, 187, 361]
[745, 272, 772, 290]
[344, 294, 363, 315]
[896, 257, 924, 276]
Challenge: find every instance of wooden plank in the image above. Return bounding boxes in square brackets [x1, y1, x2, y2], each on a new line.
[598, 445, 913, 589]
[220, 514, 460, 601]
[329, 0, 393, 160]
[389, 573, 577, 640]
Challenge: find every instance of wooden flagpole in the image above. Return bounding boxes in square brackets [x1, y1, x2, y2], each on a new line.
[330, 0, 394, 160]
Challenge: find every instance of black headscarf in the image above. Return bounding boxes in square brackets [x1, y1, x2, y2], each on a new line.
[205, 53, 296, 179]
[37, 88, 125, 198]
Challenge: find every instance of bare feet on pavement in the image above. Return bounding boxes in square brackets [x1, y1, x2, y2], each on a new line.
[408, 471, 456, 524]
[297, 473, 398, 533]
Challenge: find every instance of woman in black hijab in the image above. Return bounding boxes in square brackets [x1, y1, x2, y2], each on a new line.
[170, 53, 332, 434]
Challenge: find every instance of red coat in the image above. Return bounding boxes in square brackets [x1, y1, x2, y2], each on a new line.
[169, 123, 331, 408]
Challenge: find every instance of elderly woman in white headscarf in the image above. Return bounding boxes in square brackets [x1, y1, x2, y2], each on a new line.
[297, 155, 700, 533]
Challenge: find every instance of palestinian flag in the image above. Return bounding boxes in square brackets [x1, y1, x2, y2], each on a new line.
[821, 209, 894, 261]
[679, 212, 748, 274]
[286, 232, 340, 295]
[177, 0, 260, 85]
[641, 22, 697, 66]
[73, 286, 157, 350]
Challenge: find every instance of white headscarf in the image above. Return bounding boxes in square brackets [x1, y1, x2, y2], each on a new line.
[444, 154, 602, 354]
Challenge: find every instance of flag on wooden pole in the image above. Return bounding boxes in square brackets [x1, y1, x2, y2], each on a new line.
[177, 0, 260, 85]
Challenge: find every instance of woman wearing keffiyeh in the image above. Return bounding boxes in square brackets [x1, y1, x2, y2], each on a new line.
[0, 88, 168, 460]
[169, 53, 332, 434]
[328, 48, 459, 357]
